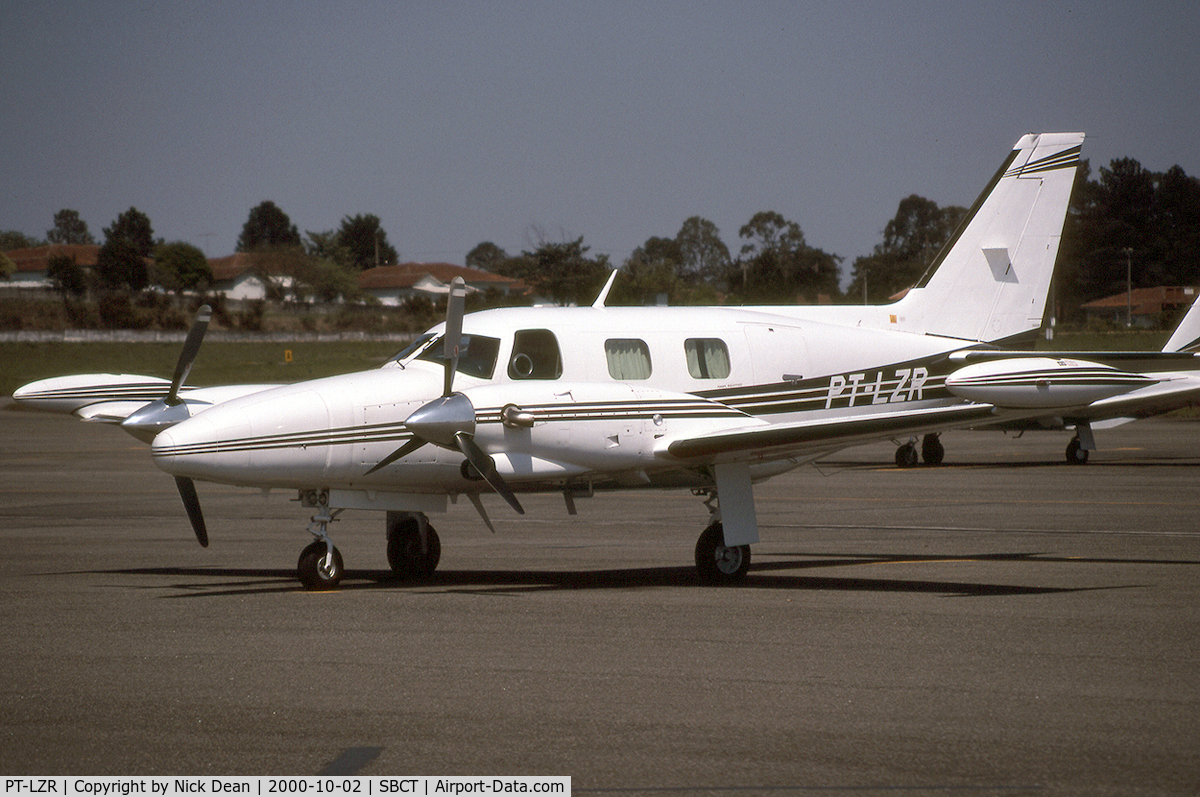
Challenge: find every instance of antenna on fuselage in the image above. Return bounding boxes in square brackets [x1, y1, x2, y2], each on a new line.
[591, 268, 619, 309]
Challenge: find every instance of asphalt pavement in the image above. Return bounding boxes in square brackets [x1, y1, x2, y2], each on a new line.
[1, 404, 1198, 795]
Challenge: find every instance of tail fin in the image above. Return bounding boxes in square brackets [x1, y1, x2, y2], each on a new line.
[1163, 295, 1200, 353]
[889, 132, 1084, 344]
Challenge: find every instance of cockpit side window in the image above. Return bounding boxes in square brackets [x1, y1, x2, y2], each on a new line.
[508, 329, 562, 380]
[414, 333, 500, 379]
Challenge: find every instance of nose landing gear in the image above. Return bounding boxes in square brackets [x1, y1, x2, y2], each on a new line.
[298, 502, 345, 591]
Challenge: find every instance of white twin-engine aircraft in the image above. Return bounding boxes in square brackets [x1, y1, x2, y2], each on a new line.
[16, 132, 1200, 590]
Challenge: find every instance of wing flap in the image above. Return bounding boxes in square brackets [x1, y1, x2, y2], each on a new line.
[664, 403, 997, 462]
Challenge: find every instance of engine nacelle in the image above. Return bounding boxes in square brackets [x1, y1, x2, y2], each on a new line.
[945, 357, 1155, 409]
[461, 381, 754, 481]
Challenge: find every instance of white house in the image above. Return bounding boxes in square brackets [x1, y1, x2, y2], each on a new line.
[358, 262, 527, 306]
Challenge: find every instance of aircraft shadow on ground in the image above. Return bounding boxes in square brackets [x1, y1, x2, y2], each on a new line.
[57, 548, 1184, 599]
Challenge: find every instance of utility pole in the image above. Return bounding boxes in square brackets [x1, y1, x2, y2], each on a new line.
[1124, 247, 1133, 327]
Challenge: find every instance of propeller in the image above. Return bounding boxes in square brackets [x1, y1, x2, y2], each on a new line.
[367, 278, 524, 515]
[121, 305, 212, 442]
[175, 476, 209, 547]
[120, 305, 213, 546]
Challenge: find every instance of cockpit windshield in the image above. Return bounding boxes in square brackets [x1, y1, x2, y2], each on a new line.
[395, 333, 501, 380]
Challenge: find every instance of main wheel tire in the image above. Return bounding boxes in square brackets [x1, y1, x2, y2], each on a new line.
[387, 517, 441, 579]
[895, 442, 919, 468]
[694, 523, 750, 584]
[297, 540, 344, 591]
[921, 434, 945, 466]
[1066, 437, 1090, 465]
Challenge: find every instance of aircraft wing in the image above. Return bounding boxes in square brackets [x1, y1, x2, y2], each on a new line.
[1072, 373, 1200, 421]
[663, 402, 998, 463]
[13, 373, 282, 423]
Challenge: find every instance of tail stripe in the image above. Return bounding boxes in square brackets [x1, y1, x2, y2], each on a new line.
[1004, 144, 1082, 178]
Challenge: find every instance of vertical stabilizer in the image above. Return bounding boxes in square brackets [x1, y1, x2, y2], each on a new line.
[1163, 295, 1200, 353]
[889, 132, 1084, 344]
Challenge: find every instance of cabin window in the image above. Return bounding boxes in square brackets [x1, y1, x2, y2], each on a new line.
[605, 339, 652, 380]
[685, 338, 731, 379]
[415, 333, 500, 379]
[508, 329, 562, 380]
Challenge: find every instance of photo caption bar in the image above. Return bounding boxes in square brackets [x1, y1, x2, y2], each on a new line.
[2, 779, 570, 797]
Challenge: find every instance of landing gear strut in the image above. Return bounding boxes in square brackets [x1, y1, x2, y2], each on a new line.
[297, 504, 345, 590]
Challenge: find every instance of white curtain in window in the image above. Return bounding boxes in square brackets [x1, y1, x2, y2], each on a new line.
[685, 339, 730, 379]
[606, 339, 652, 379]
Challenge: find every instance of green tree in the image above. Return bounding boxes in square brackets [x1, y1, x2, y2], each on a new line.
[675, 216, 730, 281]
[294, 257, 364, 303]
[494, 236, 609, 305]
[237, 201, 301, 252]
[337, 214, 398, 270]
[152, 241, 212, 296]
[1056, 157, 1200, 322]
[102, 207, 155, 258]
[46, 253, 88, 298]
[732, 211, 840, 303]
[304, 229, 354, 269]
[47, 209, 95, 245]
[97, 208, 155, 291]
[95, 240, 148, 291]
[1, 252, 16, 281]
[1153, 165, 1200, 287]
[0, 230, 43, 250]
[610, 237, 682, 306]
[466, 241, 508, 272]
[847, 195, 966, 303]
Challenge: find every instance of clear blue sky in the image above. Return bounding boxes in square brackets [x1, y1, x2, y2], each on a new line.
[3, 0, 1197, 285]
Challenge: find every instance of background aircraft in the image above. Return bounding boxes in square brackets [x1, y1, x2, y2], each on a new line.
[23, 132, 1197, 591]
[892, 294, 1200, 467]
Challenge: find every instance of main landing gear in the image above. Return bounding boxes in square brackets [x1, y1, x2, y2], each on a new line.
[894, 433, 945, 468]
[692, 487, 752, 585]
[1065, 435, 1090, 465]
[386, 511, 441, 579]
[694, 522, 750, 583]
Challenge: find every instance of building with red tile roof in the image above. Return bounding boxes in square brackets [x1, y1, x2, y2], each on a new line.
[1081, 285, 1199, 327]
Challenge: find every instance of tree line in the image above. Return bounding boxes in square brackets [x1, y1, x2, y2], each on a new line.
[3, 153, 1198, 324]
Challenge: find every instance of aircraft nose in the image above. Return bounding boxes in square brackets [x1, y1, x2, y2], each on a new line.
[149, 386, 335, 488]
[151, 414, 225, 479]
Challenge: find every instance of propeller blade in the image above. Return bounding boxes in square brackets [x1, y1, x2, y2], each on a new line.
[364, 437, 427, 476]
[174, 476, 209, 547]
[167, 305, 212, 406]
[442, 277, 466, 397]
[454, 432, 524, 515]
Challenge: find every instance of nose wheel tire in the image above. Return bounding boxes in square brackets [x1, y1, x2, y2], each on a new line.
[298, 541, 344, 591]
[694, 523, 750, 584]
